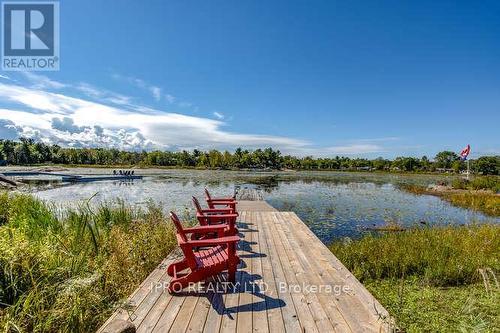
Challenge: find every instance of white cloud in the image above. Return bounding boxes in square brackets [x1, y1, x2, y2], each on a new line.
[150, 86, 161, 101]
[353, 137, 399, 143]
[75, 82, 102, 98]
[52, 117, 87, 134]
[324, 144, 385, 154]
[165, 94, 175, 104]
[0, 82, 308, 152]
[0, 119, 21, 139]
[178, 101, 192, 108]
[0, 74, 10, 80]
[75, 82, 132, 106]
[213, 111, 224, 119]
[0, 80, 394, 156]
[21, 72, 66, 90]
[112, 73, 167, 103]
[280, 143, 386, 157]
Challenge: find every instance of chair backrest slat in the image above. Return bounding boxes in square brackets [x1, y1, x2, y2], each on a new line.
[192, 196, 203, 214]
[170, 212, 188, 242]
[204, 188, 211, 201]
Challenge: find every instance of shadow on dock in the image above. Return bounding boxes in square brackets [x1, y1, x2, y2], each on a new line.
[98, 204, 393, 333]
[171, 219, 284, 318]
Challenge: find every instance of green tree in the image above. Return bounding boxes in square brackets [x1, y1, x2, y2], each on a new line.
[373, 157, 390, 170]
[0, 138, 498, 175]
[451, 160, 464, 173]
[420, 156, 431, 171]
[472, 156, 499, 175]
[434, 151, 459, 169]
[208, 150, 223, 168]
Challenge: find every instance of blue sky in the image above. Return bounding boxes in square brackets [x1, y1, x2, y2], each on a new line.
[0, 0, 499, 158]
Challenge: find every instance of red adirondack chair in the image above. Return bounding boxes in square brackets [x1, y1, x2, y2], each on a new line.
[167, 212, 240, 293]
[192, 196, 238, 236]
[204, 188, 237, 211]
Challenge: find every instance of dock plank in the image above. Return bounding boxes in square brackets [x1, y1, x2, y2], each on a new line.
[250, 212, 270, 333]
[257, 212, 301, 333]
[255, 212, 286, 333]
[265, 213, 322, 333]
[97, 201, 391, 333]
[186, 287, 213, 332]
[283, 212, 392, 330]
[235, 210, 254, 333]
[273, 213, 353, 332]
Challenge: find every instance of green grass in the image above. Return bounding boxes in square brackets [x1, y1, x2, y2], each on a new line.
[451, 176, 500, 193]
[367, 278, 499, 332]
[331, 225, 500, 332]
[0, 192, 178, 332]
[447, 176, 500, 216]
[399, 179, 500, 217]
[443, 192, 500, 217]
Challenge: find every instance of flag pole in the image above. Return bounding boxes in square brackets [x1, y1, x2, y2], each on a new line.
[466, 159, 470, 180]
[460, 144, 471, 180]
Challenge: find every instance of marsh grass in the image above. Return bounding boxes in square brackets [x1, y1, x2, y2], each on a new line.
[443, 192, 500, 217]
[331, 225, 500, 331]
[367, 278, 499, 332]
[397, 184, 429, 195]
[452, 176, 500, 193]
[0, 192, 177, 332]
[399, 181, 500, 217]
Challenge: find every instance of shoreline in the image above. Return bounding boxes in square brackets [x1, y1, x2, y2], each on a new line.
[400, 184, 499, 217]
[0, 163, 475, 177]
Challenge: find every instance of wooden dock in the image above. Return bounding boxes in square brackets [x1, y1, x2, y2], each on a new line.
[98, 201, 392, 333]
[235, 187, 264, 201]
[0, 171, 143, 183]
[60, 175, 143, 182]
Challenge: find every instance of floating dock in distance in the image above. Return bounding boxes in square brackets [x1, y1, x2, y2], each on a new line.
[60, 175, 143, 182]
[1, 171, 74, 177]
[98, 197, 393, 332]
[1, 171, 143, 183]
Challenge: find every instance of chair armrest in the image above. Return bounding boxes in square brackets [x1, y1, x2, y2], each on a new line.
[208, 198, 237, 203]
[209, 201, 237, 209]
[184, 235, 239, 247]
[183, 224, 227, 234]
[201, 208, 233, 214]
[204, 213, 238, 220]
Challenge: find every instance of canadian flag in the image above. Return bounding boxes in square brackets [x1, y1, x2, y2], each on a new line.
[459, 144, 470, 160]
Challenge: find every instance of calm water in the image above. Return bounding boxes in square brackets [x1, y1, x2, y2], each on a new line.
[26, 169, 498, 244]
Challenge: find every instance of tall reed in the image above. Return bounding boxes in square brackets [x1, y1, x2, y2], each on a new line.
[331, 225, 500, 331]
[0, 192, 177, 332]
[331, 224, 500, 286]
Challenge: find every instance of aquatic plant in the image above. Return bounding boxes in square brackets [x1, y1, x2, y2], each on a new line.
[331, 224, 500, 331]
[331, 224, 499, 285]
[0, 192, 176, 332]
[452, 176, 500, 192]
[443, 192, 500, 217]
[399, 181, 500, 217]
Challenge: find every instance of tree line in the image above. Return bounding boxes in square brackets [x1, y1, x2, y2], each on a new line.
[0, 138, 498, 175]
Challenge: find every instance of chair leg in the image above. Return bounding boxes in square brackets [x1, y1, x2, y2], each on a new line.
[168, 275, 191, 293]
[228, 260, 238, 283]
[167, 259, 188, 277]
[168, 270, 206, 293]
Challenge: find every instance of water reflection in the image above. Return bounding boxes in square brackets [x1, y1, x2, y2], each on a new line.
[28, 170, 498, 243]
[266, 181, 496, 243]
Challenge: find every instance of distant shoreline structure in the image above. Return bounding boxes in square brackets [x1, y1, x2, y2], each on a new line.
[0, 139, 497, 175]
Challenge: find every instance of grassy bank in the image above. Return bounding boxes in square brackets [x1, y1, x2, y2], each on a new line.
[400, 176, 500, 217]
[0, 193, 177, 332]
[446, 177, 500, 216]
[451, 176, 500, 193]
[443, 192, 500, 216]
[331, 225, 500, 331]
[403, 187, 499, 217]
